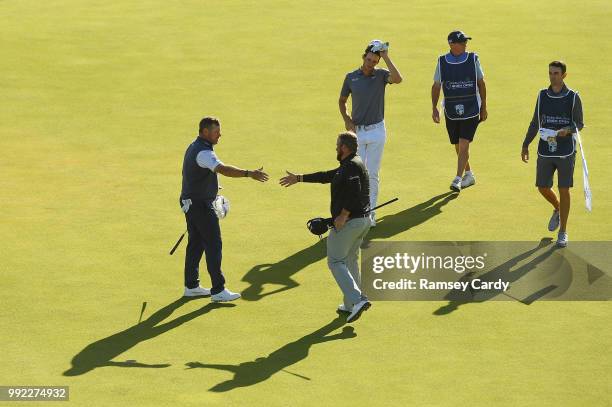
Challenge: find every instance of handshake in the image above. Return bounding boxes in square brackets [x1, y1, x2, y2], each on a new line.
[369, 39, 389, 53]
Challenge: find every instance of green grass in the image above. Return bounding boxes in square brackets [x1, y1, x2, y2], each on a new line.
[1, 0, 611, 405]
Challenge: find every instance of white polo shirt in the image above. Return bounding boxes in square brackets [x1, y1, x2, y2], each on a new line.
[196, 150, 223, 171]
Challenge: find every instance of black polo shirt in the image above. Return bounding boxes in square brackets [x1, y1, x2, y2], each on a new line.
[302, 153, 370, 219]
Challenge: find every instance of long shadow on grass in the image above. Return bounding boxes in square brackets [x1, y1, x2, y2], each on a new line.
[241, 192, 457, 301]
[433, 238, 559, 315]
[63, 299, 234, 376]
[241, 239, 327, 301]
[185, 316, 354, 391]
[364, 191, 458, 242]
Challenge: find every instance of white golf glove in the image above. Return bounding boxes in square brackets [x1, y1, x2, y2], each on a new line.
[181, 199, 192, 214]
[213, 195, 230, 219]
[369, 39, 389, 52]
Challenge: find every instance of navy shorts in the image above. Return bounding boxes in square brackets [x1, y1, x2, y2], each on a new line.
[445, 116, 480, 144]
[536, 154, 576, 188]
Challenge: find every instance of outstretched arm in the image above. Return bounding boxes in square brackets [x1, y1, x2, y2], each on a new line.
[185, 362, 238, 372]
[197, 150, 268, 181]
[216, 164, 269, 182]
[279, 169, 336, 187]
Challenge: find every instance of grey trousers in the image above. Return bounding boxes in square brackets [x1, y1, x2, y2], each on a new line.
[326, 217, 371, 307]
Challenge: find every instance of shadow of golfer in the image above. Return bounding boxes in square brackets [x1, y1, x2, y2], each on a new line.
[433, 238, 559, 315]
[241, 239, 327, 301]
[63, 298, 235, 376]
[365, 191, 458, 242]
[241, 192, 456, 301]
[185, 316, 355, 391]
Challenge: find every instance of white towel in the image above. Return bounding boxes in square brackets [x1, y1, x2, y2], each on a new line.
[539, 128, 558, 141]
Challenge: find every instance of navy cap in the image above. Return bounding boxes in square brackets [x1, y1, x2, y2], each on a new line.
[448, 31, 472, 44]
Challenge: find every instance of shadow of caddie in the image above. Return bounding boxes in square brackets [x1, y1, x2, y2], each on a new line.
[433, 238, 560, 315]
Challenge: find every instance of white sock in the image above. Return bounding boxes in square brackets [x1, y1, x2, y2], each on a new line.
[465, 170, 473, 177]
[454, 176, 462, 182]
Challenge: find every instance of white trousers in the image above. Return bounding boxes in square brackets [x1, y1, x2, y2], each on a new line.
[355, 120, 386, 217]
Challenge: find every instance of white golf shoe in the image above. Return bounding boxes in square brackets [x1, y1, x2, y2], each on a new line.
[556, 232, 568, 248]
[211, 289, 241, 302]
[183, 286, 211, 297]
[450, 177, 462, 192]
[461, 173, 475, 188]
[548, 210, 560, 231]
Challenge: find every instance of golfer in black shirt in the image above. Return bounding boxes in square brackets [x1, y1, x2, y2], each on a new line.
[280, 132, 372, 323]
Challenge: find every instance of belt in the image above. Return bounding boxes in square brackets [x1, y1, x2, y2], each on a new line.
[355, 120, 384, 132]
[349, 213, 369, 220]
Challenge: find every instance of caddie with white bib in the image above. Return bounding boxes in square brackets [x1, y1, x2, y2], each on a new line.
[179, 116, 269, 301]
[521, 61, 585, 248]
[339, 39, 403, 226]
[431, 30, 488, 193]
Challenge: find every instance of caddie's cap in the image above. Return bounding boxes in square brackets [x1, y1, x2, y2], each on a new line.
[448, 31, 472, 44]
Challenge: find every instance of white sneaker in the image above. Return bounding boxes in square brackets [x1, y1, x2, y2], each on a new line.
[346, 300, 371, 323]
[211, 289, 241, 302]
[370, 215, 377, 227]
[548, 210, 560, 231]
[183, 286, 211, 297]
[556, 232, 568, 248]
[337, 304, 352, 313]
[461, 173, 475, 188]
[450, 177, 461, 192]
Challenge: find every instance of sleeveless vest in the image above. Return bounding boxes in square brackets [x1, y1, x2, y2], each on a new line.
[537, 88, 576, 157]
[180, 138, 219, 202]
[440, 52, 479, 120]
